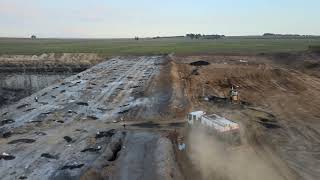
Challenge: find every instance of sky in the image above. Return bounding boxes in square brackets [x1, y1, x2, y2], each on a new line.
[0, 0, 319, 38]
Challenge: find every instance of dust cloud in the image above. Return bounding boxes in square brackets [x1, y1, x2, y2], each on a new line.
[186, 127, 284, 180]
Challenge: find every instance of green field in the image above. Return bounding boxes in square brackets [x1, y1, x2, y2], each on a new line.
[1, 36, 320, 56]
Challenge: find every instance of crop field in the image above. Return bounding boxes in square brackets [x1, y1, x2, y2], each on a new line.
[1, 36, 320, 55]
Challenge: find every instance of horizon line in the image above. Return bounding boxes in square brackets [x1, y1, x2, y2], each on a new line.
[1, 34, 320, 39]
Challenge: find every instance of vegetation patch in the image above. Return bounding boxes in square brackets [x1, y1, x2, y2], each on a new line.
[309, 45, 320, 53]
[1, 37, 320, 55]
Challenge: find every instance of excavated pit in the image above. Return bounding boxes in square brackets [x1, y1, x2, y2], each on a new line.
[0, 53, 104, 108]
[0, 73, 78, 108]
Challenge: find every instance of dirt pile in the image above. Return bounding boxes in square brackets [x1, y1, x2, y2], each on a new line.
[189, 60, 210, 66]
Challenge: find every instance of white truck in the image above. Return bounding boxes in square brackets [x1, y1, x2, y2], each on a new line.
[187, 111, 241, 144]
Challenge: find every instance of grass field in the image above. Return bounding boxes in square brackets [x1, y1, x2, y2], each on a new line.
[1, 36, 320, 55]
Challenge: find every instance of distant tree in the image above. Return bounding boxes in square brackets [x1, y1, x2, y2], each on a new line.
[134, 36, 139, 40]
[202, 34, 225, 39]
[31, 35, 37, 39]
[186, 33, 196, 39]
[263, 33, 275, 36]
[187, 33, 225, 40]
[195, 34, 202, 39]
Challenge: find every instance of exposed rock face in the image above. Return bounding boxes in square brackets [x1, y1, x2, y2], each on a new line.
[0, 53, 105, 107]
[0, 53, 104, 73]
[0, 73, 72, 106]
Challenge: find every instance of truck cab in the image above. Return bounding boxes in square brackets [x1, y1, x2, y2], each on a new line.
[187, 111, 205, 125]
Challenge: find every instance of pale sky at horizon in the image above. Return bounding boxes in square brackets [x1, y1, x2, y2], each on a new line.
[0, 0, 319, 38]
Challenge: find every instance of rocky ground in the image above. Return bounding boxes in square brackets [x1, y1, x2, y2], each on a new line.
[0, 56, 182, 180]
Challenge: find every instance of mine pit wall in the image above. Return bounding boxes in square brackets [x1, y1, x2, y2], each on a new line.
[0, 53, 105, 107]
[0, 73, 73, 107]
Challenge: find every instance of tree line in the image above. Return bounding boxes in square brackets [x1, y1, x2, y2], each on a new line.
[186, 33, 225, 39]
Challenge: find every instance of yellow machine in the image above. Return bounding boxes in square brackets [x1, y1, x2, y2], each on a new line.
[230, 85, 239, 102]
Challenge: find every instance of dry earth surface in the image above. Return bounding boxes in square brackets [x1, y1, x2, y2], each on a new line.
[1, 54, 320, 180]
[172, 54, 320, 180]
